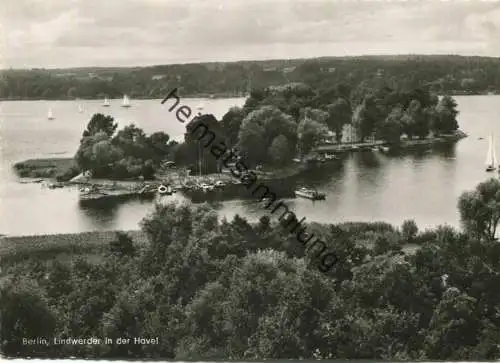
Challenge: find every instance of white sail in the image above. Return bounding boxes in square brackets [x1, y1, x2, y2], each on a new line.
[121, 95, 131, 107]
[103, 97, 110, 106]
[78, 104, 83, 113]
[486, 134, 496, 167]
[494, 137, 498, 166]
[196, 102, 204, 115]
[47, 108, 54, 120]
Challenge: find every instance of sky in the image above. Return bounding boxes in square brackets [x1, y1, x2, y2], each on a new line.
[1, 0, 500, 69]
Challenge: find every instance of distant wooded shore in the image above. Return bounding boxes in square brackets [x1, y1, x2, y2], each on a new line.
[0, 90, 495, 102]
[2, 54, 500, 100]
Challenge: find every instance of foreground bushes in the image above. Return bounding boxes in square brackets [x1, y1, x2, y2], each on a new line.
[2, 200, 500, 359]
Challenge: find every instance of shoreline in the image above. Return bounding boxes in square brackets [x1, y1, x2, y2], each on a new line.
[0, 93, 246, 102]
[13, 132, 467, 185]
[0, 91, 496, 102]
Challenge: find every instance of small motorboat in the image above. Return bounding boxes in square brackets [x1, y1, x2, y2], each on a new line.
[79, 185, 108, 201]
[157, 184, 173, 195]
[47, 182, 64, 189]
[323, 153, 339, 161]
[214, 180, 226, 188]
[200, 183, 214, 192]
[294, 187, 325, 200]
[379, 146, 390, 153]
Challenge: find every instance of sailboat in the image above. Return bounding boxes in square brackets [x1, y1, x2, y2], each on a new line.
[121, 95, 131, 108]
[486, 134, 496, 172]
[102, 97, 110, 107]
[47, 108, 55, 120]
[196, 102, 204, 115]
[78, 104, 84, 113]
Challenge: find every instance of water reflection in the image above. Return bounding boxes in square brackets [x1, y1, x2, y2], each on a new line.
[78, 200, 121, 228]
[298, 160, 347, 186]
[355, 150, 382, 168]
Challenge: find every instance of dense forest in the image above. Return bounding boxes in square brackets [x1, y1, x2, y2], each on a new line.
[1, 55, 500, 100]
[2, 178, 500, 359]
[60, 77, 460, 181]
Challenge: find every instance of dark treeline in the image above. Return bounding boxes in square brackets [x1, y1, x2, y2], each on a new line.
[2, 55, 500, 100]
[2, 178, 500, 359]
[72, 113, 177, 180]
[215, 83, 459, 170]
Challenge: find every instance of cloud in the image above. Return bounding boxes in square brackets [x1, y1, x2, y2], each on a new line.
[2, 0, 500, 68]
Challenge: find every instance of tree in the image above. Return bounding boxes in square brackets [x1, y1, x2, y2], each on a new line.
[458, 178, 500, 240]
[75, 131, 113, 171]
[268, 135, 292, 165]
[352, 96, 379, 142]
[335, 82, 352, 101]
[112, 124, 149, 159]
[0, 279, 57, 357]
[297, 117, 329, 156]
[220, 106, 246, 147]
[401, 219, 419, 242]
[92, 140, 123, 167]
[424, 287, 480, 359]
[237, 106, 297, 166]
[299, 107, 329, 125]
[75, 129, 125, 177]
[434, 95, 459, 135]
[406, 100, 429, 139]
[147, 131, 171, 162]
[401, 111, 415, 140]
[109, 232, 136, 257]
[82, 113, 118, 138]
[326, 98, 352, 142]
[378, 106, 403, 144]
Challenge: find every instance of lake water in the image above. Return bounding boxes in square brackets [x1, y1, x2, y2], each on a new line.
[0, 96, 498, 236]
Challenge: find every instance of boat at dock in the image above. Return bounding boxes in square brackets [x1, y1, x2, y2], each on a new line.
[379, 146, 390, 153]
[46, 182, 64, 189]
[323, 153, 339, 160]
[79, 183, 156, 202]
[214, 180, 226, 188]
[199, 183, 215, 192]
[157, 184, 173, 195]
[79, 186, 110, 201]
[294, 187, 325, 200]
